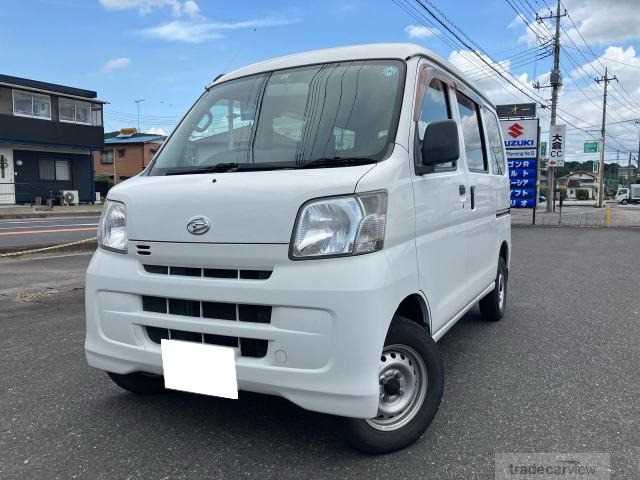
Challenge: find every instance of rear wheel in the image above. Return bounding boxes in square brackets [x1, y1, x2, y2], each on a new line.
[342, 317, 444, 454]
[479, 257, 508, 322]
[107, 371, 165, 395]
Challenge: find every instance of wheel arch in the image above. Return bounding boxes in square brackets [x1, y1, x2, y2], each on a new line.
[393, 293, 431, 336]
[499, 240, 509, 267]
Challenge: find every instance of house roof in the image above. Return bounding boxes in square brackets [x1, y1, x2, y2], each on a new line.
[104, 132, 166, 145]
[0, 74, 106, 103]
[558, 170, 597, 180]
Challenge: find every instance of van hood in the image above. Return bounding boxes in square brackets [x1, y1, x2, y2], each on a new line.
[108, 165, 375, 244]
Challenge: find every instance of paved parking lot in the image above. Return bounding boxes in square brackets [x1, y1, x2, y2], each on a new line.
[1, 228, 639, 479]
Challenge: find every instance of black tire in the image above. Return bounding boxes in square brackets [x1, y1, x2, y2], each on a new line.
[342, 316, 444, 454]
[479, 257, 508, 322]
[107, 371, 165, 395]
[621, 199, 628, 205]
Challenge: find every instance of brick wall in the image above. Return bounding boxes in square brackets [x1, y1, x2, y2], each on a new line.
[94, 141, 162, 181]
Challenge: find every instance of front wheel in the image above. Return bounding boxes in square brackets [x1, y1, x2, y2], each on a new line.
[342, 317, 444, 454]
[621, 199, 628, 205]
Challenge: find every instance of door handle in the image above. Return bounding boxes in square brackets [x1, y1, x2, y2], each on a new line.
[470, 185, 476, 210]
[459, 184, 466, 196]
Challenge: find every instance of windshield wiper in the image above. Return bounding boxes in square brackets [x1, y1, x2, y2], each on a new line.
[164, 162, 295, 175]
[299, 157, 377, 169]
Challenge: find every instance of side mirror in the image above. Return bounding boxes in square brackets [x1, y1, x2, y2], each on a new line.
[419, 120, 460, 172]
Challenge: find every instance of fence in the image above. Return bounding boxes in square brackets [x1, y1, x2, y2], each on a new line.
[511, 203, 640, 227]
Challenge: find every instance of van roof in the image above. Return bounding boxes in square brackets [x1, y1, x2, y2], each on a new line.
[211, 43, 494, 108]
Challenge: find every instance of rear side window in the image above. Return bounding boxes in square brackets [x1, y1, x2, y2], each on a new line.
[418, 79, 454, 170]
[456, 92, 487, 172]
[483, 109, 505, 175]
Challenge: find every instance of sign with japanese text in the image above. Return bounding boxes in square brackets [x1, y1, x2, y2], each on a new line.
[548, 124, 566, 167]
[501, 119, 539, 209]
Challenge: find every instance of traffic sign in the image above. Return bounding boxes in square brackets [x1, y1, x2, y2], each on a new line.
[584, 141, 599, 153]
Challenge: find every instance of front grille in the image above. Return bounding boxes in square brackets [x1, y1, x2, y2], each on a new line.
[142, 296, 271, 324]
[145, 326, 268, 358]
[143, 264, 272, 280]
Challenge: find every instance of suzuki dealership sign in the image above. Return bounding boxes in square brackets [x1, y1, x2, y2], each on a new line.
[501, 118, 539, 209]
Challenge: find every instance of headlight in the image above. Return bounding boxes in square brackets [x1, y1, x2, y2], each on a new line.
[291, 191, 387, 259]
[98, 200, 127, 253]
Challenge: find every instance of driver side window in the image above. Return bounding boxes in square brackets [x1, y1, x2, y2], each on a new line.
[417, 79, 454, 171]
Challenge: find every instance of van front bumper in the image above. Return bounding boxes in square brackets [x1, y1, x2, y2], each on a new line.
[85, 241, 412, 418]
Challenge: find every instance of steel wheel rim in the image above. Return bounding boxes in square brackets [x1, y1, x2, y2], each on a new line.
[497, 272, 505, 311]
[366, 344, 428, 432]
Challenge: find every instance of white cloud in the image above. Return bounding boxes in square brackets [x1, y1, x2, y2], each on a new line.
[562, 0, 640, 44]
[404, 24, 438, 39]
[513, 0, 640, 46]
[102, 57, 131, 72]
[182, 0, 200, 19]
[101, 0, 295, 44]
[99, 0, 200, 18]
[147, 127, 168, 135]
[140, 17, 298, 43]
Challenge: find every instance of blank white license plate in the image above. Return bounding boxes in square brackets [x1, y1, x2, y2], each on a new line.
[161, 339, 238, 399]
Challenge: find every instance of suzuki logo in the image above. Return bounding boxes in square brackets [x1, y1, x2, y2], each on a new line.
[186, 216, 211, 235]
[508, 123, 524, 138]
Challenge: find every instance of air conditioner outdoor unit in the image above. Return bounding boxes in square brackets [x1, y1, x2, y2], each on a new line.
[60, 190, 79, 206]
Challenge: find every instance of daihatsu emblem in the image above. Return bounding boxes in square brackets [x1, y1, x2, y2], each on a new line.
[186, 216, 211, 235]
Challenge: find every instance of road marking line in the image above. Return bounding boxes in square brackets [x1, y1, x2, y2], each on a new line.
[0, 216, 100, 225]
[0, 227, 97, 236]
[0, 223, 98, 230]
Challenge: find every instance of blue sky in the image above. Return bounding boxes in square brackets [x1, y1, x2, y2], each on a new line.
[3, 0, 640, 162]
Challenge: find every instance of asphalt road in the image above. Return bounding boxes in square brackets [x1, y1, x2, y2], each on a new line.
[0, 215, 99, 252]
[1, 228, 639, 479]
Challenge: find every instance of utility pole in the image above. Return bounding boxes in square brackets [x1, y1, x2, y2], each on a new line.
[635, 119, 640, 174]
[594, 67, 617, 208]
[134, 99, 145, 132]
[536, 0, 566, 212]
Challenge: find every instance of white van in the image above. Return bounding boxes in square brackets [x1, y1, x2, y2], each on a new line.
[86, 43, 511, 453]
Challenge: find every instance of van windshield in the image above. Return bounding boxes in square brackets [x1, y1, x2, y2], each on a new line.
[149, 60, 405, 175]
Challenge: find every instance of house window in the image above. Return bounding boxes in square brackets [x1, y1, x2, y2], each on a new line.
[39, 159, 71, 181]
[39, 159, 55, 180]
[59, 98, 92, 125]
[55, 160, 71, 181]
[13, 90, 51, 120]
[91, 105, 103, 127]
[101, 150, 114, 164]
